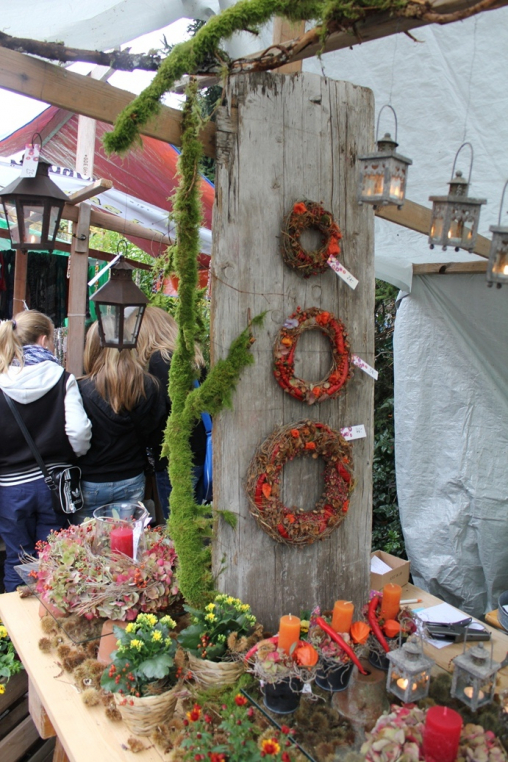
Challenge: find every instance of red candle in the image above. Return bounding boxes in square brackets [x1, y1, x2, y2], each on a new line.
[331, 600, 354, 633]
[423, 705, 462, 762]
[110, 525, 134, 558]
[278, 614, 301, 655]
[380, 583, 402, 621]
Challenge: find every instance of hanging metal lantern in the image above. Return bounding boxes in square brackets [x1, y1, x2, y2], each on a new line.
[0, 148, 67, 253]
[429, 142, 486, 252]
[386, 638, 434, 704]
[450, 642, 501, 712]
[90, 249, 148, 350]
[486, 180, 508, 288]
[358, 105, 412, 209]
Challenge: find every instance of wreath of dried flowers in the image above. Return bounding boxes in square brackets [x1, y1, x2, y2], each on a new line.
[273, 306, 352, 404]
[245, 420, 354, 547]
[281, 200, 342, 278]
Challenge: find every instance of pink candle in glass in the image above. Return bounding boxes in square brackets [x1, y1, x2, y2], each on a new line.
[423, 705, 462, 762]
[110, 525, 134, 558]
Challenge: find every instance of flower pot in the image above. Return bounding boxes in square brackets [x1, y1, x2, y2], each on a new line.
[187, 653, 244, 688]
[368, 649, 390, 671]
[38, 599, 66, 620]
[263, 676, 302, 714]
[97, 619, 128, 666]
[333, 658, 390, 733]
[114, 682, 180, 735]
[315, 658, 354, 692]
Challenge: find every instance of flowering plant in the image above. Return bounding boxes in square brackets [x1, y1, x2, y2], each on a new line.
[34, 522, 178, 621]
[308, 607, 363, 665]
[0, 621, 23, 695]
[177, 594, 259, 661]
[179, 694, 297, 761]
[100, 613, 179, 697]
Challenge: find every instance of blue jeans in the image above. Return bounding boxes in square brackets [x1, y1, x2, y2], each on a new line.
[155, 465, 205, 521]
[0, 478, 66, 592]
[69, 473, 146, 524]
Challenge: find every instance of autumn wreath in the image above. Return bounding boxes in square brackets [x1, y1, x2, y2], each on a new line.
[273, 307, 352, 404]
[245, 421, 354, 547]
[281, 200, 342, 278]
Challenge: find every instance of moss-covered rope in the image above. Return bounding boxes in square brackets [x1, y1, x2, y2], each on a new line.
[103, 0, 406, 156]
[164, 82, 263, 608]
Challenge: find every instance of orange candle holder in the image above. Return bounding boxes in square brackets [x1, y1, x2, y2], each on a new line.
[331, 600, 354, 633]
[278, 614, 301, 655]
[380, 583, 402, 621]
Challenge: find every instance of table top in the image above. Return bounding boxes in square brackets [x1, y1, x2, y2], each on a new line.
[0, 592, 167, 762]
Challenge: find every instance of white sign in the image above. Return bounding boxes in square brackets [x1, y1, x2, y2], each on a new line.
[327, 256, 358, 290]
[340, 425, 366, 441]
[352, 354, 379, 380]
[20, 143, 40, 178]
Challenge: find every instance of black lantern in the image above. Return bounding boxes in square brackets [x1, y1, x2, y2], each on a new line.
[358, 105, 412, 209]
[90, 255, 149, 350]
[486, 180, 508, 289]
[0, 159, 67, 253]
[429, 143, 486, 252]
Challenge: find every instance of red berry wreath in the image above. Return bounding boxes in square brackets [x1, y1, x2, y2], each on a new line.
[245, 421, 355, 547]
[281, 200, 342, 278]
[273, 307, 352, 404]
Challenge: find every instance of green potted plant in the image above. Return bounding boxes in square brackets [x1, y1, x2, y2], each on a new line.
[177, 593, 261, 687]
[0, 621, 23, 696]
[100, 613, 182, 735]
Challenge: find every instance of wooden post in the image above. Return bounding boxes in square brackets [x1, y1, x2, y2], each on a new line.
[12, 249, 28, 315]
[65, 202, 91, 377]
[272, 19, 306, 74]
[211, 72, 375, 631]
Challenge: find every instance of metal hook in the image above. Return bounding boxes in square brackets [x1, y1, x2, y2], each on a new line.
[497, 180, 508, 227]
[376, 104, 398, 143]
[450, 142, 474, 186]
[116, 239, 129, 257]
[31, 132, 43, 150]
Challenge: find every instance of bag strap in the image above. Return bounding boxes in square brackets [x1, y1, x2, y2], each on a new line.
[2, 390, 56, 490]
[192, 379, 212, 434]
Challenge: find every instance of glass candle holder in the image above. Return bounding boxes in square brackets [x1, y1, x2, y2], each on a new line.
[93, 502, 149, 560]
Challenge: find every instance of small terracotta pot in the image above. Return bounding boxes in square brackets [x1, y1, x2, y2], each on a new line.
[97, 619, 128, 665]
[38, 600, 66, 619]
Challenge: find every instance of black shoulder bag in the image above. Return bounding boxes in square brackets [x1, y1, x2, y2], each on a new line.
[2, 391, 84, 516]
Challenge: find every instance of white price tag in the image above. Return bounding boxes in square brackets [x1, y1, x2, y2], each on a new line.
[352, 354, 378, 380]
[340, 425, 366, 441]
[301, 682, 313, 694]
[21, 143, 41, 178]
[327, 256, 358, 290]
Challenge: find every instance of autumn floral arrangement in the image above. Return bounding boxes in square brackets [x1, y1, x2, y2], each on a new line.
[0, 621, 23, 695]
[273, 307, 352, 405]
[307, 607, 369, 676]
[245, 420, 354, 547]
[246, 635, 319, 686]
[364, 591, 417, 664]
[360, 704, 507, 762]
[281, 200, 342, 278]
[33, 522, 178, 621]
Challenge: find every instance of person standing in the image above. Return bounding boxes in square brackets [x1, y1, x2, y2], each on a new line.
[74, 322, 167, 521]
[0, 311, 92, 591]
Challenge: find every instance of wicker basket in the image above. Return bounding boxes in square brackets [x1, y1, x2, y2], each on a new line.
[114, 682, 179, 736]
[188, 653, 244, 687]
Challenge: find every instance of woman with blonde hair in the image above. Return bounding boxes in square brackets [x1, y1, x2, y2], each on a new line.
[0, 310, 91, 590]
[136, 306, 207, 518]
[74, 322, 167, 521]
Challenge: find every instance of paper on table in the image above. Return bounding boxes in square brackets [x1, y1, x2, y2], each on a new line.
[416, 602, 485, 649]
[370, 555, 393, 575]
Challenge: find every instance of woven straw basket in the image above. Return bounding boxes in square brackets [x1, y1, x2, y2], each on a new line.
[114, 683, 179, 736]
[188, 653, 244, 687]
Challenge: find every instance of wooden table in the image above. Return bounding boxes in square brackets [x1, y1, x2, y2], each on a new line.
[2, 584, 508, 761]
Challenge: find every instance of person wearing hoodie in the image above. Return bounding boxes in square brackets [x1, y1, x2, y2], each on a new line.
[0, 311, 92, 591]
[74, 322, 167, 521]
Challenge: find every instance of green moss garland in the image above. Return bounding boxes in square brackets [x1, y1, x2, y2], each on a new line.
[164, 82, 263, 608]
[103, 0, 406, 156]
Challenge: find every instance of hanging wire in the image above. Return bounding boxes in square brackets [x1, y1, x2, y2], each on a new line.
[462, 16, 478, 142]
[388, 20, 401, 105]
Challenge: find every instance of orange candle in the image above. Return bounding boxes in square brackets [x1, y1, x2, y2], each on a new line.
[331, 600, 354, 633]
[278, 614, 301, 655]
[380, 583, 402, 621]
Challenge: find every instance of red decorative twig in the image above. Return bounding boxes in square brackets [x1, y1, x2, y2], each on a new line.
[316, 617, 368, 674]
[367, 596, 390, 653]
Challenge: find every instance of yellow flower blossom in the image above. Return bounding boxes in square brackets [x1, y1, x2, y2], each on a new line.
[0, 684, 5, 695]
[240, 604, 250, 612]
[226, 596, 235, 605]
[159, 615, 176, 628]
[205, 603, 215, 612]
[125, 623, 135, 633]
[146, 614, 157, 626]
[0, 625, 7, 639]
[205, 613, 217, 623]
[152, 631, 163, 642]
[130, 639, 143, 651]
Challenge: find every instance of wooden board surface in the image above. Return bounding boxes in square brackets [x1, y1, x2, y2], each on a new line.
[0, 594, 167, 762]
[211, 72, 375, 632]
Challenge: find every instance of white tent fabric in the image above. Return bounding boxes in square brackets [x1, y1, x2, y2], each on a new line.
[393, 274, 508, 617]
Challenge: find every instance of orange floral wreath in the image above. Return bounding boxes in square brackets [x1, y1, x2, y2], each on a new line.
[281, 200, 342, 278]
[273, 307, 352, 404]
[245, 421, 354, 546]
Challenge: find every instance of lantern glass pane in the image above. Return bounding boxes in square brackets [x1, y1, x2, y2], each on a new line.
[22, 204, 44, 245]
[100, 305, 122, 345]
[47, 204, 61, 241]
[362, 165, 385, 199]
[122, 306, 144, 348]
[387, 160, 407, 204]
[4, 201, 20, 244]
[491, 243, 508, 277]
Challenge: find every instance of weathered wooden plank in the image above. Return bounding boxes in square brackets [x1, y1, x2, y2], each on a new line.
[66, 203, 90, 377]
[12, 250, 28, 316]
[0, 697, 29, 742]
[66, 179, 113, 206]
[413, 260, 487, 274]
[272, 19, 306, 74]
[0, 714, 40, 762]
[211, 72, 374, 631]
[29, 680, 56, 740]
[0, 671, 27, 715]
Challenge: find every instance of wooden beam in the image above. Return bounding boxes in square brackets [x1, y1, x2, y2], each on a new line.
[0, 47, 216, 158]
[66, 203, 90, 376]
[13, 249, 28, 315]
[66, 178, 113, 205]
[272, 19, 306, 74]
[375, 199, 491, 258]
[63, 203, 171, 247]
[413, 260, 487, 274]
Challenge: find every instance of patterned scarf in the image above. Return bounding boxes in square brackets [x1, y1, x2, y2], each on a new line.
[12, 344, 60, 367]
